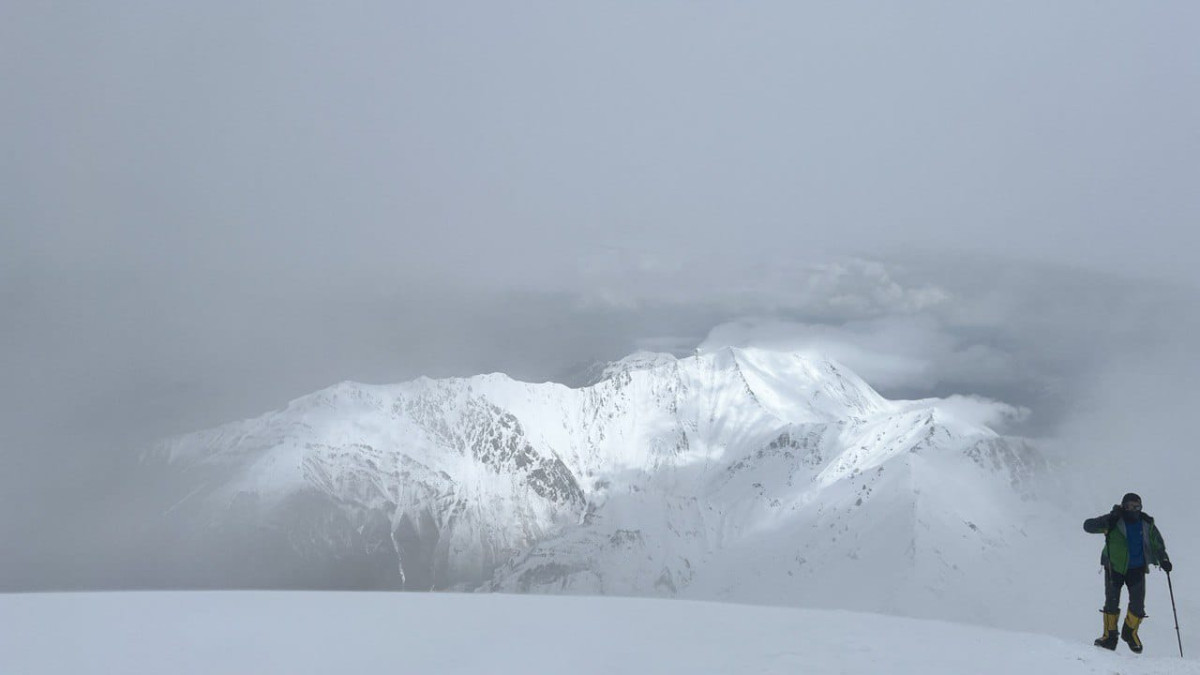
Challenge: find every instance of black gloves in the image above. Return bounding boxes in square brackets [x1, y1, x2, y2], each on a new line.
[1161, 559, 1173, 573]
[1108, 505, 1123, 526]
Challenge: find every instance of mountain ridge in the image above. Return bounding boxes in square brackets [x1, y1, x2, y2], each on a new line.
[143, 344, 1066, 630]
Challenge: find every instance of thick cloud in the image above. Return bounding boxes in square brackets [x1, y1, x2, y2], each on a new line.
[3, 1, 1199, 589]
[700, 315, 993, 391]
[5, 2, 1199, 292]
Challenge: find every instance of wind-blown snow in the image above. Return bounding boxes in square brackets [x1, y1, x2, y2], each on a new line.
[2, 592, 1195, 675]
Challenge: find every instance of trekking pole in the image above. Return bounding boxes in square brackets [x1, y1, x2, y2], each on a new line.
[1167, 570, 1183, 658]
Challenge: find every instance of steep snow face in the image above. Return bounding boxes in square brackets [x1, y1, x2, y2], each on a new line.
[150, 377, 590, 589]
[146, 346, 1064, 630]
[486, 366, 1057, 630]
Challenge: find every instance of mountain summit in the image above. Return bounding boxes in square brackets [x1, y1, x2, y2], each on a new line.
[145, 345, 1062, 628]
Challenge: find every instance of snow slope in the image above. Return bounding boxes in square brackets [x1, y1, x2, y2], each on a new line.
[1, 592, 1194, 675]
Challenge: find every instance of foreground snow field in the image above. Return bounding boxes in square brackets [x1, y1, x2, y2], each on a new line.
[2, 592, 1195, 675]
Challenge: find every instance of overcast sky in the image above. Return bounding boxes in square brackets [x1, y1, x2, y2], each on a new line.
[3, 2, 1199, 588]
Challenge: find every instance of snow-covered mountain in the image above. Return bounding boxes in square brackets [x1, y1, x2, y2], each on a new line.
[144, 342, 1070, 629]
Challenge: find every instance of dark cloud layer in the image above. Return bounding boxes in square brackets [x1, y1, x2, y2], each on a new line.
[3, 2, 1199, 589]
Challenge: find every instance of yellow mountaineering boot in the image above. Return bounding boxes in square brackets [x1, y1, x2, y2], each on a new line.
[1121, 613, 1144, 653]
[1094, 611, 1119, 650]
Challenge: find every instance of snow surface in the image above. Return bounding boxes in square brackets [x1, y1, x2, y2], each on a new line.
[1, 592, 1195, 675]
